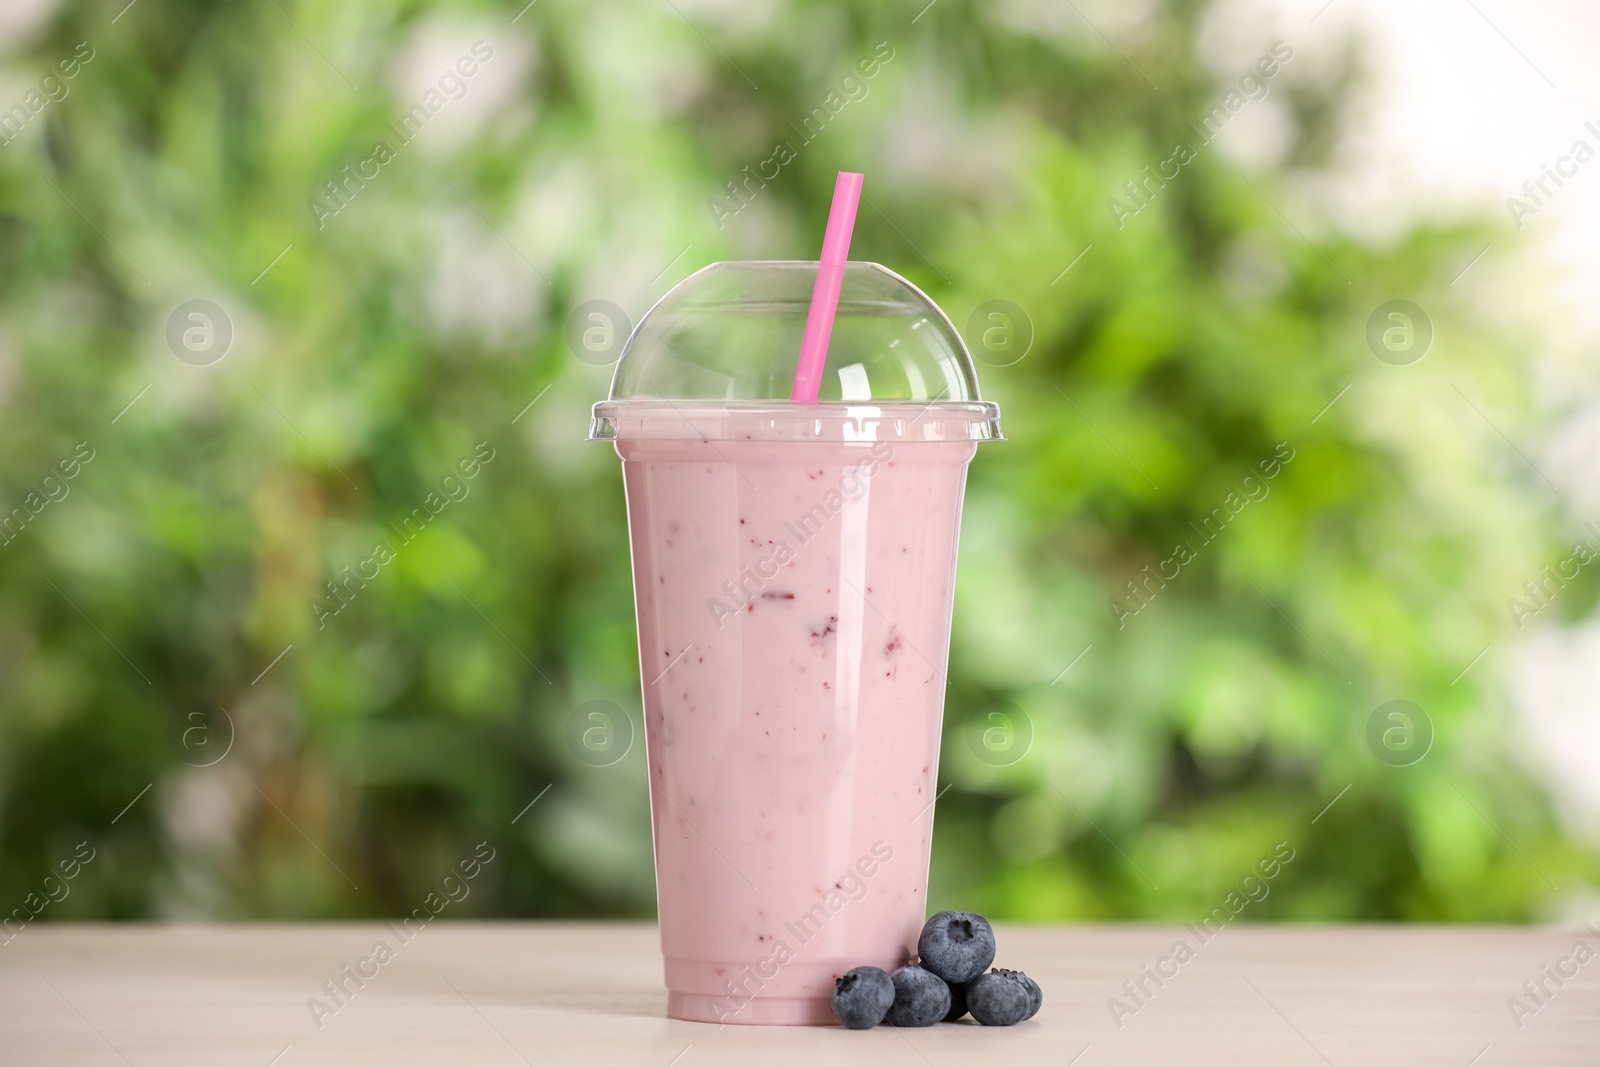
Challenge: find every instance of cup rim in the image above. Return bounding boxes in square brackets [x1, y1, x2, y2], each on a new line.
[588, 399, 1003, 443]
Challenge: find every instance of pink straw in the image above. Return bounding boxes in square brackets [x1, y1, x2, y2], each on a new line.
[790, 171, 864, 405]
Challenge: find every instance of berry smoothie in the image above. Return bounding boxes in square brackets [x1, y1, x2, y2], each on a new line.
[611, 406, 980, 1024]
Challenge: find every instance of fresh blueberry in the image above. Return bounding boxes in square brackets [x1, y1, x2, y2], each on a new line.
[942, 978, 969, 1022]
[831, 966, 895, 1029]
[916, 911, 997, 984]
[885, 965, 950, 1027]
[991, 967, 1042, 1020]
[967, 969, 1029, 1026]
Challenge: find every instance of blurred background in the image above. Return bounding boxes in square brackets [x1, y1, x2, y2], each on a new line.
[2, 0, 1598, 927]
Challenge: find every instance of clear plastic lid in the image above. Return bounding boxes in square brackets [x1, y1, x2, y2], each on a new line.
[589, 261, 1002, 442]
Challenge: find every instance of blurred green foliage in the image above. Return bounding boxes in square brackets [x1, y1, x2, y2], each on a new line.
[0, 0, 1593, 925]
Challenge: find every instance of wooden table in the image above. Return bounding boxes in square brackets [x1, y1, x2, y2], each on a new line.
[2, 923, 1596, 1064]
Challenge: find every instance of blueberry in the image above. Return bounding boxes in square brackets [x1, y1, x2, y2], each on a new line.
[942, 978, 969, 1022]
[991, 967, 1042, 1020]
[967, 970, 1029, 1026]
[885, 965, 950, 1027]
[831, 966, 895, 1029]
[916, 911, 997, 984]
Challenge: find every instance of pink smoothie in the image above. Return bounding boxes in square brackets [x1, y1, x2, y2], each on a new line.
[612, 406, 979, 1025]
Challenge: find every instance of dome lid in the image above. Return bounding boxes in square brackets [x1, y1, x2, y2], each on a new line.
[589, 260, 1001, 441]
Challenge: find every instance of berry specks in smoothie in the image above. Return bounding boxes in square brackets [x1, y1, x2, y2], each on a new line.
[760, 591, 795, 600]
[810, 616, 838, 645]
[884, 629, 903, 657]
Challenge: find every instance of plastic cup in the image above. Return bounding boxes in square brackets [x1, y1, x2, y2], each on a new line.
[590, 261, 1001, 1025]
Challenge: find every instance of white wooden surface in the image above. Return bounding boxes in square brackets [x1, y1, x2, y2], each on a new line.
[1, 923, 1596, 1064]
